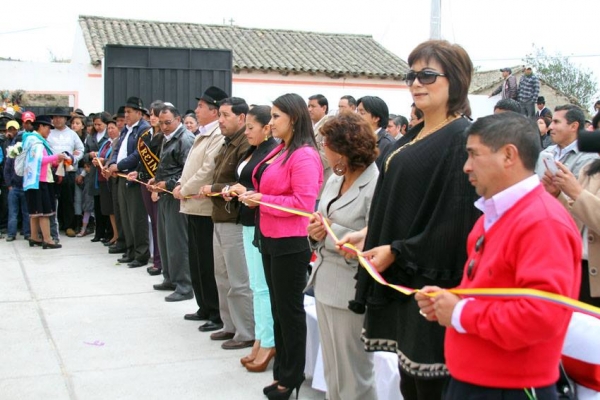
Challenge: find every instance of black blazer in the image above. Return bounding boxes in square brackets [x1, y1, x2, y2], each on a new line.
[236, 137, 278, 226]
[536, 107, 552, 118]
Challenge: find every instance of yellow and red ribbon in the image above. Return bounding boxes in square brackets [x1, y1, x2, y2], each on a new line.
[241, 196, 600, 319]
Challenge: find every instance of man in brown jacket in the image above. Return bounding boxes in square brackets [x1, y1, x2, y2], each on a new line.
[199, 97, 254, 350]
[173, 86, 228, 330]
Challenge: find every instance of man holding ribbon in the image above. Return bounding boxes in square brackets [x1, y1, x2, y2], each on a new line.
[107, 97, 151, 268]
[416, 112, 581, 399]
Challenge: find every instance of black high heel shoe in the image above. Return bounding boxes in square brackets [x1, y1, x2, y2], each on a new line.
[266, 377, 304, 400]
[28, 239, 43, 247]
[42, 242, 62, 249]
[263, 382, 279, 395]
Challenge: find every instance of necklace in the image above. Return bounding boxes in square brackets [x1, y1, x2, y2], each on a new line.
[384, 115, 460, 173]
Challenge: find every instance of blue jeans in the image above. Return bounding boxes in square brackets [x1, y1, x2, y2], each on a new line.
[8, 187, 30, 238]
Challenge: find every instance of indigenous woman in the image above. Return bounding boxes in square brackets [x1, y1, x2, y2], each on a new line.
[23, 116, 67, 249]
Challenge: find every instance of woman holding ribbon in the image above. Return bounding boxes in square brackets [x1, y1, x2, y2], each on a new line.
[306, 112, 379, 400]
[226, 105, 278, 372]
[339, 40, 480, 400]
[92, 116, 120, 246]
[239, 93, 322, 400]
[23, 116, 68, 249]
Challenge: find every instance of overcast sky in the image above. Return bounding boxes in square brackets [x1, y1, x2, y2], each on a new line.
[2, 0, 599, 106]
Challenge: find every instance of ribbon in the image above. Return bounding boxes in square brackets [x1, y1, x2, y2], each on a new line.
[237, 195, 600, 319]
[137, 130, 160, 178]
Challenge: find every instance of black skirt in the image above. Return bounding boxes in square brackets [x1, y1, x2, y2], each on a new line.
[98, 180, 114, 215]
[26, 182, 56, 217]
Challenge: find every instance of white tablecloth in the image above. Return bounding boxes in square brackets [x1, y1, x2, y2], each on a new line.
[304, 296, 402, 400]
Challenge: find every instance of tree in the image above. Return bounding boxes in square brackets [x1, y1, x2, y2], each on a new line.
[524, 46, 598, 108]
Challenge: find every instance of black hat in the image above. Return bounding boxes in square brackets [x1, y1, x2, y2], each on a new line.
[537, 96, 546, 105]
[47, 106, 71, 118]
[141, 107, 150, 117]
[196, 86, 228, 106]
[499, 67, 512, 74]
[0, 111, 15, 121]
[115, 106, 126, 118]
[124, 97, 144, 111]
[33, 115, 55, 129]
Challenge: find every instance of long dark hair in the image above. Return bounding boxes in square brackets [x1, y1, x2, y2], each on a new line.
[587, 159, 600, 177]
[272, 93, 317, 164]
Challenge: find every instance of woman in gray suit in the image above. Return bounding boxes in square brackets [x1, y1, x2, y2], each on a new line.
[306, 113, 379, 400]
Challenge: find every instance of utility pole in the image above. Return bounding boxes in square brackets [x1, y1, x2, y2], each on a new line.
[430, 0, 441, 40]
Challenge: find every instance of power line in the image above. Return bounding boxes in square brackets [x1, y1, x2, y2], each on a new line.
[473, 54, 600, 62]
[0, 26, 48, 35]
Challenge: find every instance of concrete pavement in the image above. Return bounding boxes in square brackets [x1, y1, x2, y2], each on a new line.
[0, 235, 324, 400]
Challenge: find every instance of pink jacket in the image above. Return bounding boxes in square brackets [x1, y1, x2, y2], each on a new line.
[252, 144, 323, 238]
[40, 150, 59, 183]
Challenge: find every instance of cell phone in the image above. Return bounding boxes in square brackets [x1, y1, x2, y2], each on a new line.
[541, 153, 558, 175]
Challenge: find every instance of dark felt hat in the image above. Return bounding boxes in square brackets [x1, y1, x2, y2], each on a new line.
[34, 115, 55, 129]
[537, 96, 546, 104]
[47, 106, 71, 118]
[196, 86, 228, 107]
[0, 111, 14, 121]
[115, 106, 126, 118]
[124, 97, 144, 111]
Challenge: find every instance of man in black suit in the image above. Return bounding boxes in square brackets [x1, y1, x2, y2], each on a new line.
[535, 96, 552, 118]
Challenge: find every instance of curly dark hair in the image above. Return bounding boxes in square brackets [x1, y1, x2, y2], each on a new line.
[320, 113, 378, 171]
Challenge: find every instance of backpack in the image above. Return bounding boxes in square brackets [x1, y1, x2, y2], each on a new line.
[14, 149, 27, 177]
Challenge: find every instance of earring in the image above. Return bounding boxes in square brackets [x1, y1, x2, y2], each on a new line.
[264, 135, 269, 142]
[333, 158, 347, 176]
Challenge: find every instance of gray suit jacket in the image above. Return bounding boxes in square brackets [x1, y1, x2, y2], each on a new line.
[306, 162, 379, 309]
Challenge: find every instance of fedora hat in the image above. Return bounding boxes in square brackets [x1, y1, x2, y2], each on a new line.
[196, 86, 228, 107]
[124, 97, 144, 111]
[48, 106, 71, 118]
[537, 96, 546, 105]
[34, 115, 55, 129]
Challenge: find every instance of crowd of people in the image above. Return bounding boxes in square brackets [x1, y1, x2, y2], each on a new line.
[1, 38, 600, 400]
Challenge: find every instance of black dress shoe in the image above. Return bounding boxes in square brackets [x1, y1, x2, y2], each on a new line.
[117, 257, 134, 263]
[43, 242, 62, 249]
[198, 321, 224, 332]
[100, 238, 110, 243]
[165, 292, 193, 302]
[90, 237, 102, 242]
[153, 282, 177, 291]
[127, 260, 147, 268]
[147, 266, 162, 276]
[109, 246, 127, 254]
[184, 312, 208, 321]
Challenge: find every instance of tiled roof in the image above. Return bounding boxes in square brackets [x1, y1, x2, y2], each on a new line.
[78, 15, 409, 79]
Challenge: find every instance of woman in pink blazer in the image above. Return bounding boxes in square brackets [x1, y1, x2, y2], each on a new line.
[241, 93, 323, 400]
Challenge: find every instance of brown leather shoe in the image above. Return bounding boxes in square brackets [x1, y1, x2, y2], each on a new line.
[221, 339, 254, 350]
[210, 331, 235, 341]
[245, 348, 276, 372]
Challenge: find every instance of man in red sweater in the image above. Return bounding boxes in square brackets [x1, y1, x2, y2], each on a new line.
[416, 112, 581, 399]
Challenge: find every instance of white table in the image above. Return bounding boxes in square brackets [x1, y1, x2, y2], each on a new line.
[304, 296, 403, 400]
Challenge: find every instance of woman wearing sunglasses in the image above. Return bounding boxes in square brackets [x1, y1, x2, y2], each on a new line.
[339, 40, 480, 400]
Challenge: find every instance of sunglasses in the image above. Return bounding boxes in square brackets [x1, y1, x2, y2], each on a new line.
[466, 235, 485, 280]
[405, 70, 446, 86]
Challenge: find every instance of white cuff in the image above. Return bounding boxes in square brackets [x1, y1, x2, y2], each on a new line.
[451, 298, 473, 334]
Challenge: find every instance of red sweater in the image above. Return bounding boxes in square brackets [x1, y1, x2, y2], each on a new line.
[446, 185, 581, 388]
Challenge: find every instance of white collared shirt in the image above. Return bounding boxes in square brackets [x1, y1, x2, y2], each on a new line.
[164, 123, 183, 142]
[199, 120, 218, 136]
[96, 130, 106, 143]
[474, 174, 540, 232]
[116, 120, 140, 163]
